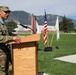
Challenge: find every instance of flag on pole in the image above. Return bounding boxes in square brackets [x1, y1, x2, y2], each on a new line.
[55, 17, 60, 40]
[43, 11, 48, 45]
[36, 20, 41, 34]
[31, 14, 41, 34]
[31, 14, 36, 34]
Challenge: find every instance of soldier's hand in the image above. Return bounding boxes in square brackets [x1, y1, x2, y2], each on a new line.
[13, 36, 21, 43]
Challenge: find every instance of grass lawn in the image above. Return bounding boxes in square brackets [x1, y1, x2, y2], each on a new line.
[38, 32, 76, 75]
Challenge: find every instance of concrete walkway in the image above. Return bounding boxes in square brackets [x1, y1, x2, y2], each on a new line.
[54, 54, 76, 63]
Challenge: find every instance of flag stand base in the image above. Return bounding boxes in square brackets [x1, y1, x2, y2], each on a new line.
[56, 46, 59, 49]
[44, 47, 52, 52]
[38, 72, 44, 75]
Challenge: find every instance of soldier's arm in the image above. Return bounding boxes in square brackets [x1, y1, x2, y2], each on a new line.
[0, 35, 13, 43]
[0, 35, 21, 43]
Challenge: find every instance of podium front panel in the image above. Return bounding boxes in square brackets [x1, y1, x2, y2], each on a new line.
[12, 42, 38, 75]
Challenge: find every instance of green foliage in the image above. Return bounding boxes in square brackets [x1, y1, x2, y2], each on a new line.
[73, 28, 76, 33]
[6, 20, 17, 33]
[59, 15, 74, 33]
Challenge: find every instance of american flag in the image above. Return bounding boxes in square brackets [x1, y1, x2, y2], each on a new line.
[43, 11, 48, 45]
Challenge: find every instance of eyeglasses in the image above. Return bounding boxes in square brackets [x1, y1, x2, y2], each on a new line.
[4, 11, 11, 14]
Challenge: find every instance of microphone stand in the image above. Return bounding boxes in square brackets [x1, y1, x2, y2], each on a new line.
[20, 24, 35, 34]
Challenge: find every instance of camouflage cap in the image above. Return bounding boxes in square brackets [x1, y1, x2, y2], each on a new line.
[0, 6, 11, 12]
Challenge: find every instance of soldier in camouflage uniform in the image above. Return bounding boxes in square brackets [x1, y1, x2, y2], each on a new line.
[0, 6, 21, 75]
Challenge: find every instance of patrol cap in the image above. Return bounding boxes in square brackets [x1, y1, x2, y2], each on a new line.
[0, 6, 11, 13]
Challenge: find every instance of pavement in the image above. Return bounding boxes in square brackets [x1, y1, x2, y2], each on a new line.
[54, 54, 76, 63]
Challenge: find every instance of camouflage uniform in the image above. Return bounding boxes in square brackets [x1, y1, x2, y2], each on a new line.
[0, 18, 13, 75]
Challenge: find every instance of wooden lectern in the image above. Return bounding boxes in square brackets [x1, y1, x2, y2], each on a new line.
[8, 34, 40, 75]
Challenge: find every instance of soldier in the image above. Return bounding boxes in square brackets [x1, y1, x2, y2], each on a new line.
[0, 6, 21, 75]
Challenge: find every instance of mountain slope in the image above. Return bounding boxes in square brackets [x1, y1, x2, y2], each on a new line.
[8, 11, 76, 27]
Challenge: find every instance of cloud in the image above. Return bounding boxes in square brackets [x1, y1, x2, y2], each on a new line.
[0, 0, 76, 18]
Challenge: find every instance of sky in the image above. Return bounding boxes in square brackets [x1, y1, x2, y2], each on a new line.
[0, 0, 76, 20]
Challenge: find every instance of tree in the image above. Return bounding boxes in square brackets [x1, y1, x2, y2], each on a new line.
[6, 20, 17, 33]
[59, 16, 74, 33]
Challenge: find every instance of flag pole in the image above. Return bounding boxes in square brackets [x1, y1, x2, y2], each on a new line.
[44, 9, 49, 46]
[43, 9, 47, 46]
[55, 17, 60, 49]
[47, 32, 49, 46]
[50, 31, 55, 47]
[43, 9, 52, 51]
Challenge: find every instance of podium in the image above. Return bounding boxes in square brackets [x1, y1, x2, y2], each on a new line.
[8, 34, 40, 75]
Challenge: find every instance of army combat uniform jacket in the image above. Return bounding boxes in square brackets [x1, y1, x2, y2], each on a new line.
[0, 18, 13, 75]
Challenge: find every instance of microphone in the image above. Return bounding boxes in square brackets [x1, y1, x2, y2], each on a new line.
[20, 24, 35, 34]
[20, 24, 28, 28]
